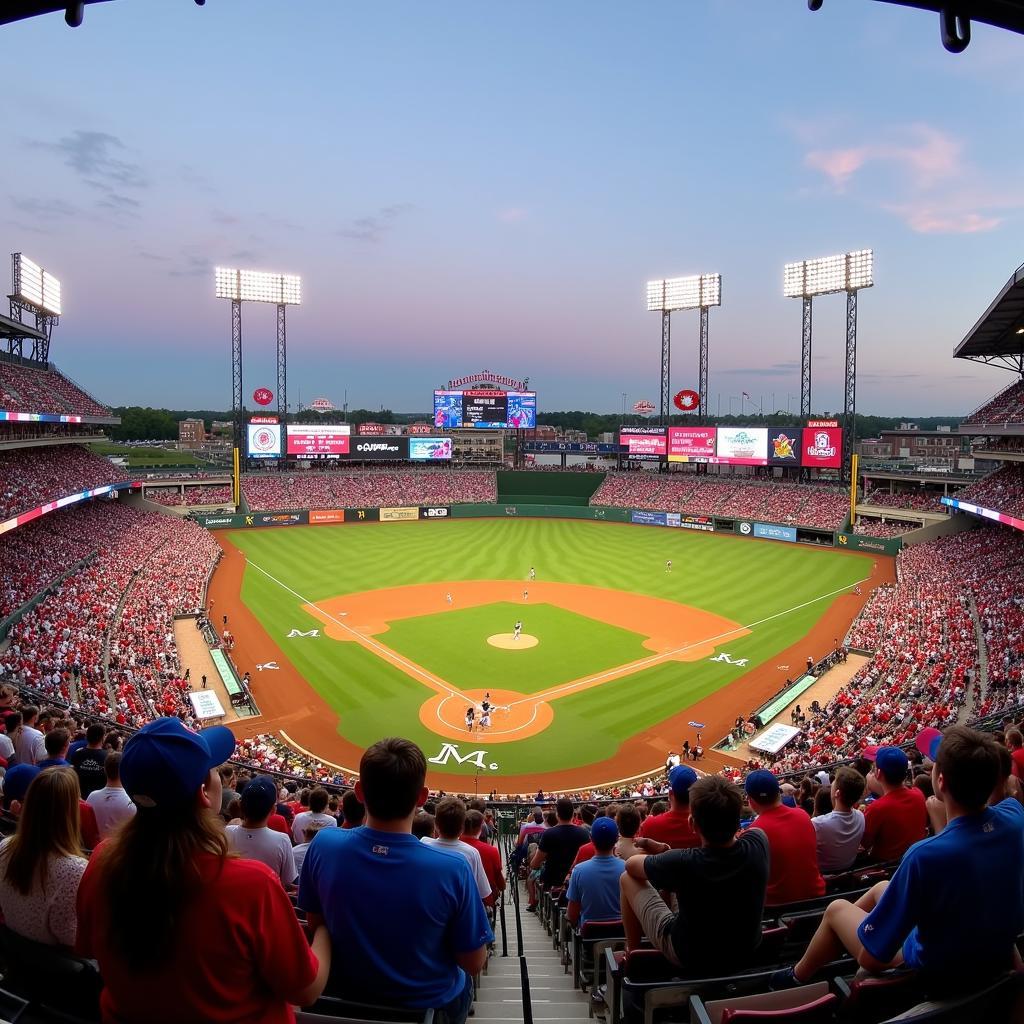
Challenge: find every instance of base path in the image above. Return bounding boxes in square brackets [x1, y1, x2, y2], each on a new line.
[208, 533, 892, 793]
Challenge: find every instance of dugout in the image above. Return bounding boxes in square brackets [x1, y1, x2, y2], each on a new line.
[496, 470, 605, 507]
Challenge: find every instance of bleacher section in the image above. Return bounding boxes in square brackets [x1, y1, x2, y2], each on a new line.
[0, 446, 125, 520]
[963, 377, 1024, 426]
[957, 464, 1024, 519]
[0, 359, 111, 418]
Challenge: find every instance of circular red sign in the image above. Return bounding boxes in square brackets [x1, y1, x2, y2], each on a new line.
[253, 387, 274, 406]
[674, 389, 700, 412]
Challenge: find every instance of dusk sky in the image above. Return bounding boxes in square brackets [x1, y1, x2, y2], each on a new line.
[4, 1, 1023, 417]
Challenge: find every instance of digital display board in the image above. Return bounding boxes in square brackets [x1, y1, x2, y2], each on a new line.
[621, 426, 667, 461]
[247, 422, 282, 459]
[433, 390, 537, 429]
[667, 427, 717, 463]
[350, 437, 408, 460]
[286, 424, 352, 459]
[408, 437, 453, 461]
[768, 429, 802, 466]
[716, 427, 769, 466]
[801, 426, 843, 468]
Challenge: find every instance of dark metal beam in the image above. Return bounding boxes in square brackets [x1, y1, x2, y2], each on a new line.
[800, 296, 813, 420]
[698, 306, 709, 421]
[660, 310, 671, 426]
[231, 298, 243, 452]
[843, 290, 859, 479]
[276, 303, 287, 424]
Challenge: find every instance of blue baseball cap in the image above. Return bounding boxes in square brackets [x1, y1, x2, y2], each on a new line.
[121, 717, 236, 809]
[590, 816, 619, 850]
[669, 764, 698, 800]
[874, 746, 909, 783]
[744, 769, 780, 803]
[3, 764, 41, 803]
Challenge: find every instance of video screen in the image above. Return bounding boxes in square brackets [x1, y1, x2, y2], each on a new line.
[620, 427, 667, 461]
[286, 424, 351, 459]
[667, 427, 717, 463]
[801, 426, 843, 468]
[433, 390, 536, 429]
[408, 437, 453, 461]
[246, 422, 282, 459]
[716, 427, 768, 466]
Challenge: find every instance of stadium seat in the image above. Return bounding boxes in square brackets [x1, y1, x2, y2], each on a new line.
[569, 918, 626, 994]
[875, 971, 1024, 1022]
[689, 983, 836, 1023]
[0, 926, 101, 1021]
[0, 986, 26, 1023]
[829, 970, 925, 1023]
[299, 997, 434, 1022]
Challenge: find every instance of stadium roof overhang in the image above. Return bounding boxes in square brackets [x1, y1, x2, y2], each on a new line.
[953, 263, 1024, 374]
[0, 312, 46, 342]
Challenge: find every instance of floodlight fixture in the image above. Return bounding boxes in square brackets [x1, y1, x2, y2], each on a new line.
[783, 249, 873, 298]
[215, 267, 301, 305]
[12, 253, 61, 315]
[646, 273, 721, 312]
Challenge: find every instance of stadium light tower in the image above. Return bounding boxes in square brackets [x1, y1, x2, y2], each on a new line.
[646, 273, 722, 425]
[8, 253, 61, 362]
[784, 249, 873, 474]
[214, 268, 301, 450]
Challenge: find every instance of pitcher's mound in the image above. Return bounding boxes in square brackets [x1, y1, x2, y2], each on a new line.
[488, 633, 538, 650]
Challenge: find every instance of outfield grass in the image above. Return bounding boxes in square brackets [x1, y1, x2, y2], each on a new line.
[89, 442, 208, 467]
[230, 519, 870, 777]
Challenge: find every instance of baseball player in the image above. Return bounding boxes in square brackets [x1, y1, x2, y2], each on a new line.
[523, 589, 529, 602]
[513, 620, 523, 640]
[529, 566, 536, 581]
[465, 706, 475, 732]
[480, 709, 492, 729]
[665, 559, 672, 573]
[446, 592, 453, 605]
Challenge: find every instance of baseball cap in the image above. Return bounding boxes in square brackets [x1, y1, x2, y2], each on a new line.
[590, 816, 619, 850]
[120, 717, 236, 810]
[915, 727, 943, 762]
[3, 764, 41, 803]
[874, 746, 909, 782]
[815, 770, 830, 786]
[240, 776, 279, 819]
[669, 764, 698, 799]
[744, 769, 780, 803]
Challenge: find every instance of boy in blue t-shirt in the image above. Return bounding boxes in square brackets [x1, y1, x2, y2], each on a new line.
[773, 725, 1024, 991]
[566, 817, 624, 927]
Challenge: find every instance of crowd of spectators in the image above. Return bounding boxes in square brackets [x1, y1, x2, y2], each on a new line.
[852, 517, 918, 538]
[0, 360, 111, 418]
[143, 485, 233, 507]
[962, 376, 1024, 425]
[957, 463, 1024, 519]
[862, 488, 952, 512]
[0, 446, 126, 520]
[242, 469, 497, 511]
[591, 472, 850, 529]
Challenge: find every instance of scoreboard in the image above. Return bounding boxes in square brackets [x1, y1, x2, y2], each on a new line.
[433, 390, 536, 429]
[286, 424, 352, 459]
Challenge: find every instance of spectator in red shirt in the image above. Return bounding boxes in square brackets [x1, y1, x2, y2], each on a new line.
[76, 717, 331, 1024]
[746, 769, 825, 905]
[462, 810, 505, 908]
[861, 747, 927, 862]
[637, 765, 699, 849]
[1006, 729, 1024, 781]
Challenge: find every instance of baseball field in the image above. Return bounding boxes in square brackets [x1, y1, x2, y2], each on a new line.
[211, 518, 888, 792]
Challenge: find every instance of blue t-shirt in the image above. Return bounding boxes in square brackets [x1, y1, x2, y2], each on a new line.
[858, 799, 1024, 975]
[566, 855, 624, 926]
[36, 757, 69, 770]
[298, 826, 493, 1008]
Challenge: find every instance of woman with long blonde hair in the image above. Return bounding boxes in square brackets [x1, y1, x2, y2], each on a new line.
[0, 766, 86, 947]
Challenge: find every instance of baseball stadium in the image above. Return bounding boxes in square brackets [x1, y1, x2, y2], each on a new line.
[2, 3, 1024, 1023]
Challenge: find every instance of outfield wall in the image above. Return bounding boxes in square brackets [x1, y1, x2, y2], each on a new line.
[496, 469, 605, 507]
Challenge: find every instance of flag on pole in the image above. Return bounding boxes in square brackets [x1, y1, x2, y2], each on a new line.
[741, 391, 750, 400]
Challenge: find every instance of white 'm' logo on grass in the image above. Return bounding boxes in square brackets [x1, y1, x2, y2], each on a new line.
[287, 629, 320, 638]
[710, 653, 749, 666]
[428, 743, 499, 771]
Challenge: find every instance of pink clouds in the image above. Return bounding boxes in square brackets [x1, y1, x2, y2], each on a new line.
[802, 122, 1009, 235]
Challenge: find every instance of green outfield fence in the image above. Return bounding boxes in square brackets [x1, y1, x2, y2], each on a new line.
[496, 469, 605, 507]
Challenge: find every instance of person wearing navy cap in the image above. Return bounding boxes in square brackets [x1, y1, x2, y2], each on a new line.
[566, 817, 623, 927]
[75, 717, 331, 1024]
[861, 746, 926, 862]
[636, 764, 700, 849]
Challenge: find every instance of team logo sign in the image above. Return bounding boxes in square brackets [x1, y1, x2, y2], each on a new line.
[253, 387, 274, 406]
[739, 522, 752, 535]
[427, 743, 499, 771]
[673, 389, 700, 412]
[771, 432, 797, 460]
[250, 427, 278, 453]
[808, 430, 837, 459]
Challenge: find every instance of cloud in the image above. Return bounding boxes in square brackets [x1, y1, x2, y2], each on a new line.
[211, 209, 239, 225]
[136, 250, 170, 262]
[169, 253, 212, 278]
[497, 207, 527, 224]
[337, 203, 414, 243]
[801, 122, 1009, 235]
[228, 249, 260, 263]
[31, 130, 148, 191]
[9, 195, 79, 221]
[719, 362, 799, 378]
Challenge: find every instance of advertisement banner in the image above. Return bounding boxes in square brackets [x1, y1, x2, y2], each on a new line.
[419, 506, 450, 519]
[667, 426, 717, 462]
[344, 507, 380, 522]
[677, 514, 715, 533]
[246, 422, 282, 459]
[753, 522, 797, 543]
[380, 506, 419, 522]
[716, 427, 768, 465]
[631, 510, 668, 526]
[408, 437, 453, 461]
[351, 437, 408, 460]
[802, 426, 843, 468]
[621, 427, 667, 461]
[767, 429, 802, 466]
[836, 532, 902, 556]
[286, 424, 351, 459]
[309, 510, 345, 525]
[255, 512, 308, 527]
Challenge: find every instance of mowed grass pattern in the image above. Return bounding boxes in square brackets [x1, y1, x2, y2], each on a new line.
[230, 520, 871, 776]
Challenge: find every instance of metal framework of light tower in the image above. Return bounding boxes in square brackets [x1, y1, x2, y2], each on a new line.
[7, 253, 61, 362]
[646, 274, 722, 425]
[784, 250, 873, 474]
[214, 268, 301, 450]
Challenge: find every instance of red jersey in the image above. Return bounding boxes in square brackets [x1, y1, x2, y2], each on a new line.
[1011, 748, 1024, 781]
[268, 813, 291, 837]
[861, 786, 927, 862]
[751, 804, 825, 905]
[79, 801, 101, 851]
[637, 809, 698, 850]
[77, 852, 317, 1024]
[462, 836, 503, 906]
[570, 841, 596, 870]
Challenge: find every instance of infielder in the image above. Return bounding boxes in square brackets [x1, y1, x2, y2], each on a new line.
[529, 566, 536, 581]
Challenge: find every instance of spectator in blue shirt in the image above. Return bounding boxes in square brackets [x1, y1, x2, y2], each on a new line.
[298, 738, 492, 1024]
[567, 817, 623, 927]
[774, 726, 1024, 992]
[37, 729, 71, 770]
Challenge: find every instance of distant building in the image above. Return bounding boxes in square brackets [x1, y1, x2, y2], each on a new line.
[178, 418, 205, 448]
[534, 425, 557, 440]
[880, 428, 966, 466]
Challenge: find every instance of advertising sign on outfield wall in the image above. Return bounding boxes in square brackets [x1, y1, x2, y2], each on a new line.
[344, 507, 380, 522]
[419, 506, 450, 518]
[753, 522, 797, 543]
[631, 510, 669, 526]
[309, 510, 345, 524]
[836, 532, 901, 556]
[380, 506, 420, 522]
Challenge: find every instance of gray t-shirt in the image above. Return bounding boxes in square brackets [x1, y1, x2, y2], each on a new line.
[225, 824, 296, 885]
[811, 808, 865, 873]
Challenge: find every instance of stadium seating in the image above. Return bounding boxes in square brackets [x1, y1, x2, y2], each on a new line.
[963, 378, 1024, 425]
[956, 464, 1024, 519]
[0, 446, 125, 520]
[242, 469, 497, 511]
[862, 489, 952, 512]
[852, 517, 915, 538]
[590, 474, 850, 530]
[0, 360, 111, 418]
[144, 485, 233, 506]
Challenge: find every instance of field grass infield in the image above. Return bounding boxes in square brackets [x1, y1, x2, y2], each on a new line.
[219, 518, 875, 783]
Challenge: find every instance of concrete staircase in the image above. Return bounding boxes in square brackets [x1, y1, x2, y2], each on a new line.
[474, 885, 591, 1022]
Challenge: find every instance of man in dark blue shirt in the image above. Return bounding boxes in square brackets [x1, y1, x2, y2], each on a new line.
[298, 738, 492, 1023]
[774, 726, 1024, 991]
